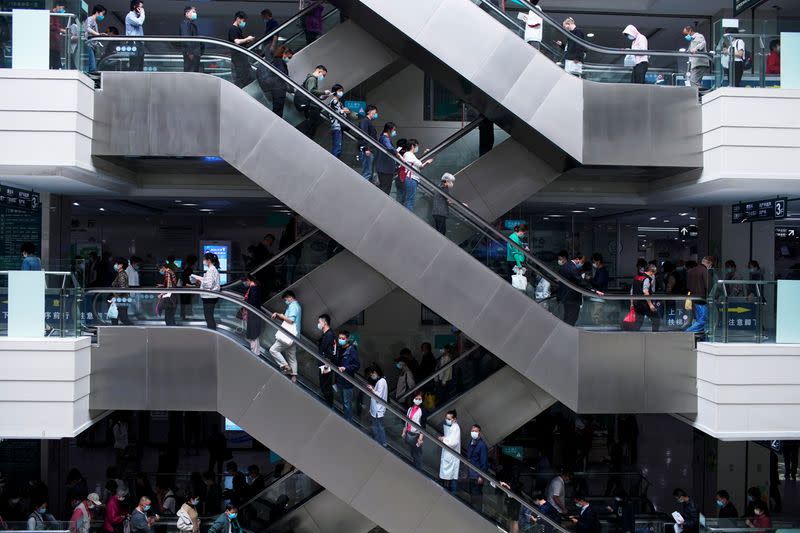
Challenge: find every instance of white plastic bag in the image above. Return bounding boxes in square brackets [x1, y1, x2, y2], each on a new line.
[107, 301, 119, 320]
[511, 274, 528, 291]
[565, 60, 583, 76]
[535, 278, 551, 299]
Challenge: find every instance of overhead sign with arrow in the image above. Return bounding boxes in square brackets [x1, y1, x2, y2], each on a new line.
[732, 197, 787, 224]
[678, 225, 699, 238]
[775, 227, 797, 239]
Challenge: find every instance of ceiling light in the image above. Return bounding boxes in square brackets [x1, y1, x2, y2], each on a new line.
[690, 216, 697, 220]
[638, 234, 647, 237]
[199, 208, 214, 212]
[678, 48, 687, 52]
[679, 212, 689, 216]
[663, 219, 670, 223]
[638, 226, 679, 232]
[588, 207, 596, 210]
[72, 202, 80, 206]
[543, 217, 550, 220]
[183, 203, 198, 206]
[649, 216, 657, 220]
[587, 33, 595, 38]
[571, 210, 586, 213]
[547, 214, 565, 218]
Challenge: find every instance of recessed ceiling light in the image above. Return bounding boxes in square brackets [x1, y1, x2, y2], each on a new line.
[183, 203, 198, 207]
[571, 210, 586, 213]
[99, 207, 105, 211]
[174, 200, 182, 203]
[663, 219, 670, 223]
[543, 217, 550, 220]
[72, 202, 80, 206]
[588, 207, 596, 210]
[199, 208, 214, 212]
[547, 214, 565, 217]
[679, 212, 689, 216]
[649, 216, 657, 220]
[690, 216, 697, 220]
[587, 33, 595, 38]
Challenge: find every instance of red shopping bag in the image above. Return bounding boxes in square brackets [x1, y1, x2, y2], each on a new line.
[621, 304, 638, 331]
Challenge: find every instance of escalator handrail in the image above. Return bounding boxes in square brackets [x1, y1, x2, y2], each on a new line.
[247, 1, 324, 53]
[273, 8, 342, 52]
[423, 117, 484, 159]
[232, 467, 300, 512]
[84, 286, 569, 533]
[395, 343, 481, 403]
[88, 35, 702, 304]
[222, 228, 322, 290]
[482, 0, 714, 60]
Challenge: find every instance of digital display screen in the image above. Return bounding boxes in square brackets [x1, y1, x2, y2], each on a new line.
[201, 241, 230, 284]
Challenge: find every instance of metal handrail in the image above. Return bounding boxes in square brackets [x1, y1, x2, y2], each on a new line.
[222, 228, 322, 290]
[234, 467, 298, 510]
[247, 1, 323, 53]
[424, 117, 484, 159]
[84, 286, 570, 533]
[279, 8, 341, 50]
[395, 344, 480, 403]
[87, 35, 702, 305]
[488, 0, 712, 60]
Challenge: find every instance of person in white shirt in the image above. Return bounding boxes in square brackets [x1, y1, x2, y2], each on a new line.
[546, 471, 573, 514]
[366, 364, 388, 446]
[437, 409, 461, 494]
[623, 25, 649, 84]
[190, 253, 221, 330]
[518, 0, 543, 50]
[125, 1, 146, 71]
[125, 256, 141, 287]
[400, 138, 433, 212]
[722, 29, 746, 87]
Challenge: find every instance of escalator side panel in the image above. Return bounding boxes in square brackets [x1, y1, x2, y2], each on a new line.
[290, 20, 399, 90]
[272, 489, 375, 533]
[148, 327, 219, 410]
[577, 330, 645, 410]
[91, 327, 498, 533]
[524, 321, 580, 409]
[641, 331, 697, 412]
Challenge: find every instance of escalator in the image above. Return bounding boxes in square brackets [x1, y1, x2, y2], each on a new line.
[87, 288, 567, 533]
[326, 0, 703, 168]
[91, 36, 698, 415]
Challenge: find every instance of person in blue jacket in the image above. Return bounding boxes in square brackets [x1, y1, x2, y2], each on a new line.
[466, 424, 489, 510]
[335, 330, 360, 422]
[21, 242, 42, 270]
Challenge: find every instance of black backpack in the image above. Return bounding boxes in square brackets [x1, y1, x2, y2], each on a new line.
[294, 74, 315, 112]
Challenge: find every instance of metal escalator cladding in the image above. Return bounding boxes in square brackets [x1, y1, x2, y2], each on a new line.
[90, 37, 698, 413]
[86, 287, 570, 533]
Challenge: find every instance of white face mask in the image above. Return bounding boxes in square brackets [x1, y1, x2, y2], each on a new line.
[470, 431, 479, 440]
[445, 419, 453, 426]
[413, 398, 423, 406]
[317, 322, 323, 331]
[336, 90, 344, 98]
[370, 373, 378, 380]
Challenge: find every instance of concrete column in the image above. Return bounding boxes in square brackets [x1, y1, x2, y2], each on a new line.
[40, 193, 72, 269]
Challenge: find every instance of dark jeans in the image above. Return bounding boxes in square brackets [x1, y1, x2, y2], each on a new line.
[298, 106, 322, 138]
[433, 215, 447, 235]
[320, 371, 334, 407]
[632, 61, 648, 84]
[468, 478, 484, 509]
[49, 49, 62, 69]
[202, 298, 218, 330]
[394, 177, 406, 204]
[634, 306, 661, 331]
[376, 172, 394, 196]
[563, 301, 580, 326]
[183, 53, 201, 72]
[164, 304, 177, 326]
[442, 478, 458, 494]
[111, 306, 133, 326]
[732, 61, 744, 87]
[331, 129, 343, 158]
[271, 91, 286, 117]
[404, 432, 423, 469]
[231, 60, 253, 88]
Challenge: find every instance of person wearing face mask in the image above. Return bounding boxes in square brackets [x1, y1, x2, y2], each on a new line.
[317, 314, 336, 407]
[466, 424, 488, 510]
[296, 65, 331, 138]
[672, 488, 699, 533]
[256, 45, 293, 117]
[622, 25, 649, 84]
[190, 253, 221, 330]
[131, 497, 159, 533]
[27, 500, 56, 530]
[84, 5, 107, 74]
[394, 355, 416, 404]
[111, 257, 133, 325]
[366, 364, 388, 446]
[402, 391, 425, 469]
[227, 12, 255, 87]
[556, 250, 585, 326]
[335, 331, 360, 422]
[328, 83, 351, 159]
[70, 493, 102, 533]
[158, 262, 178, 326]
[590, 253, 609, 324]
[179, 6, 202, 73]
[374, 122, 399, 197]
[570, 495, 599, 533]
[745, 502, 772, 530]
[358, 105, 380, 181]
[269, 290, 302, 381]
[746, 260, 763, 299]
[245, 465, 265, 498]
[437, 409, 461, 494]
[176, 493, 200, 533]
[507, 225, 529, 280]
[715, 490, 738, 524]
[399, 138, 434, 211]
[208, 505, 240, 533]
[104, 487, 128, 533]
[766, 40, 780, 75]
[723, 260, 743, 297]
[681, 26, 709, 89]
[432, 173, 456, 235]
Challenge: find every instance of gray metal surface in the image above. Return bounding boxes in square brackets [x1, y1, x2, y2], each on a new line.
[271, 489, 375, 533]
[329, 0, 702, 167]
[426, 366, 556, 446]
[90, 326, 497, 533]
[92, 72, 697, 414]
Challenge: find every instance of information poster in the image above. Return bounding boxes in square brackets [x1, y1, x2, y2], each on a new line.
[0, 185, 42, 270]
[200, 240, 231, 284]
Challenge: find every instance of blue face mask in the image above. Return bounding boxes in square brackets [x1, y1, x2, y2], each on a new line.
[284, 299, 290, 305]
[373, 113, 379, 120]
[283, 56, 290, 63]
[191, 12, 197, 20]
[716, 500, 724, 508]
[395, 362, 402, 370]
[143, 505, 151, 512]
[228, 513, 237, 520]
[318, 74, 325, 81]
[390, 130, 397, 138]
[38, 508, 47, 514]
[239, 21, 246, 29]
[627, 34, 635, 41]
[684, 34, 693, 41]
[98, 14, 105, 21]
[57, 7, 65, 13]
[337, 339, 346, 346]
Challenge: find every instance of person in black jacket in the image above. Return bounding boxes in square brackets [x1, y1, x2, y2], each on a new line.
[336, 331, 360, 422]
[179, 6, 202, 72]
[358, 105, 379, 181]
[571, 495, 600, 533]
[607, 490, 635, 533]
[716, 490, 738, 524]
[317, 313, 336, 407]
[558, 17, 587, 76]
[673, 488, 699, 533]
[556, 250, 585, 326]
[256, 46, 293, 117]
[243, 275, 263, 354]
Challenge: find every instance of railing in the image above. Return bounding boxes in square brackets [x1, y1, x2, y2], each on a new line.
[87, 35, 704, 336]
[0, 11, 80, 70]
[714, 32, 781, 88]
[0, 270, 82, 337]
[707, 279, 774, 343]
[84, 287, 573, 533]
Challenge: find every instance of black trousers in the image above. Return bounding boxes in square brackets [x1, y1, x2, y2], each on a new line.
[164, 304, 176, 326]
[433, 215, 447, 235]
[732, 61, 744, 87]
[271, 92, 286, 117]
[298, 106, 322, 138]
[203, 298, 218, 330]
[183, 53, 201, 72]
[320, 371, 334, 407]
[128, 43, 144, 71]
[111, 306, 133, 326]
[634, 306, 661, 332]
[563, 302, 581, 326]
[632, 61, 648, 84]
[376, 172, 394, 196]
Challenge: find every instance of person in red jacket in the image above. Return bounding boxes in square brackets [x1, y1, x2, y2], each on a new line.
[746, 502, 772, 531]
[104, 487, 129, 533]
[766, 40, 780, 75]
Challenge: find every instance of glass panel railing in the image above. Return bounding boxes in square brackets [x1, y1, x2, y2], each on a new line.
[713, 32, 781, 89]
[471, 0, 713, 87]
[0, 271, 82, 337]
[87, 36, 703, 334]
[248, 2, 339, 57]
[84, 287, 571, 533]
[0, 10, 82, 71]
[237, 469, 321, 531]
[707, 279, 775, 343]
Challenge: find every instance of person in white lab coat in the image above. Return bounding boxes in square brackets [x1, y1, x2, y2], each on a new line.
[438, 409, 461, 494]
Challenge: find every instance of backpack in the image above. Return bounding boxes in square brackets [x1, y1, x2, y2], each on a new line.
[294, 74, 315, 112]
[743, 48, 753, 70]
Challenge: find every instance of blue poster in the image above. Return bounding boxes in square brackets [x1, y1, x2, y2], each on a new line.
[201, 240, 230, 284]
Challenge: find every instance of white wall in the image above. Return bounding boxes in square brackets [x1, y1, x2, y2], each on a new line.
[0, 336, 97, 438]
[684, 341, 800, 440]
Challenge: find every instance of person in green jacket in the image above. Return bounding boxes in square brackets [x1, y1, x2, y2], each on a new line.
[507, 224, 529, 273]
[208, 505, 241, 533]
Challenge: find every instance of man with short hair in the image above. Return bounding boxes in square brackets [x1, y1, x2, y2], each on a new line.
[546, 470, 572, 515]
[261, 9, 279, 53]
[208, 505, 241, 533]
[317, 313, 336, 406]
[125, 1, 146, 71]
[466, 424, 489, 510]
[437, 409, 460, 494]
[358, 105, 379, 181]
[83, 5, 107, 73]
[673, 488, 699, 533]
[715, 490, 738, 523]
[130, 496, 159, 533]
[269, 290, 302, 381]
[296, 65, 330, 138]
[336, 330, 360, 422]
[682, 26, 710, 89]
[571, 495, 600, 533]
[180, 6, 202, 73]
[20, 242, 42, 271]
[686, 256, 713, 333]
[557, 251, 583, 326]
[227, 11, 255, 87]
[560, 17, 586, 76]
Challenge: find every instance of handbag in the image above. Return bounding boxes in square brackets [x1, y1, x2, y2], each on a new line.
[511, 273, 528, 291]
[621, 304, 638, 331]
[275, 320, 296, 346]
